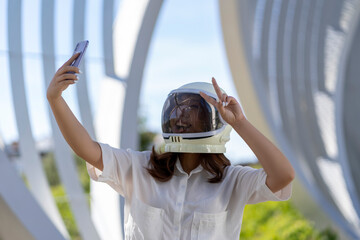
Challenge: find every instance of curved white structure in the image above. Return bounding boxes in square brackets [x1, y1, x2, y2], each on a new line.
[92, 0, 163, 239]
[0, 145, 65, 240]
[7, 0, 68, 237]
[219, 0, 360, 239]
[0, 0, 162, 239]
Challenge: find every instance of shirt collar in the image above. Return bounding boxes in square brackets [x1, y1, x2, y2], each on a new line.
[175, 158, 204, 177]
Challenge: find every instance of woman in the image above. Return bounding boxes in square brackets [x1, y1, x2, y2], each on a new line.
[47, 53, 295, 239]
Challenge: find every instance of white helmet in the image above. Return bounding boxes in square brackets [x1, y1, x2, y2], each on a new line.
[161, 82, 232, 153]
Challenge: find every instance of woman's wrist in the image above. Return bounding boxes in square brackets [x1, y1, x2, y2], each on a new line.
[47, 94, 63, 105]
[231, 117, 249, 134]
[230, 115, 247, 128]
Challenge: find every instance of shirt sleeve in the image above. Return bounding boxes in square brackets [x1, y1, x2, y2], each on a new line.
[86, 142, 134, 197]
[233, 166, 292, 204]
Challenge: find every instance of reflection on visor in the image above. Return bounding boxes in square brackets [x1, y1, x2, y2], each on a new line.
[162, 92, 224, 136]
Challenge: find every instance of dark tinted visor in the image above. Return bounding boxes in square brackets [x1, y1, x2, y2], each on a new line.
[161, 92, 224, 135]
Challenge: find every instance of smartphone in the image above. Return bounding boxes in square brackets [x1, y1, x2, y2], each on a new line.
[69, 40, 89, 73]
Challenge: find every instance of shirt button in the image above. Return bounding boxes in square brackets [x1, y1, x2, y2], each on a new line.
[181, 185, 185, 189]
[177, 202, 181, 207]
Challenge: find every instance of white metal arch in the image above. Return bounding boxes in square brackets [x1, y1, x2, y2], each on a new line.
[7, 0, 68, 237]
[1, 0, 164, 239]
[219, 0, 360, 239]
[41, 0, 100, 239]
[91, 1, 163, 239]
[0, 143, 65, 240]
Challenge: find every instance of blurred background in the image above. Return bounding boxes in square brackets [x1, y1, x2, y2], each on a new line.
[1, 0, 360, 239]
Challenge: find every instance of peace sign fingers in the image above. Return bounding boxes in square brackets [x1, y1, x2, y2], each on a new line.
[211, 77, 224, 102]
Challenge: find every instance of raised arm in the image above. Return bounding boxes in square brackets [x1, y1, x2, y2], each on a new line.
[47, 53, 103, 171]
[200, 78, 295, 193]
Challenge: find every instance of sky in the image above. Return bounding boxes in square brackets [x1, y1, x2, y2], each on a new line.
[0, 0, 256, 164]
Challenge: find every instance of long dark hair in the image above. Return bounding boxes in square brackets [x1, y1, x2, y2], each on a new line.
[146, 147, 231, 183]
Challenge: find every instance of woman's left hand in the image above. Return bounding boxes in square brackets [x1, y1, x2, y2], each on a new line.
[199, 77, 246, 126]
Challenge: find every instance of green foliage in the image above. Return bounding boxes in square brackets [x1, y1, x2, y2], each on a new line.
[42, 151, 90, 193]
[42, 152, 61, 186]
[51, 185, 81, 240]
[240, 201, 338, 240]
[74, 155, 90, 194]
[138, 115, 157, 151]
[43, 152, 90, 239]
[139, 131, 157, 151]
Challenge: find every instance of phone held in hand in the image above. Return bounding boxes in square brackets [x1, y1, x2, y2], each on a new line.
[69, 40, 89, 73]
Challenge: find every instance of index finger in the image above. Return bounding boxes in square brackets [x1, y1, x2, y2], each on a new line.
[199, 91, 217, 106]
[61, 52, 80, 68]
[211, 77, 223, 101]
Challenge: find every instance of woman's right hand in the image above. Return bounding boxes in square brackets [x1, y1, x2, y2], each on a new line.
[46, 53, 81, 101]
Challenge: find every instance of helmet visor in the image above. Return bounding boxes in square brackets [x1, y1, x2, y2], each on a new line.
[161, 92, 225, 137]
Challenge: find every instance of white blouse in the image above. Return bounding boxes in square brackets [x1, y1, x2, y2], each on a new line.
[87, 143, 292, 240]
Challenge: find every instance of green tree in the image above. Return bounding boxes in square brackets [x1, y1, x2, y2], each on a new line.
[42, 152, 60, 186]
[240, 200, 338, 240]
[138, 115, 157, 151]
